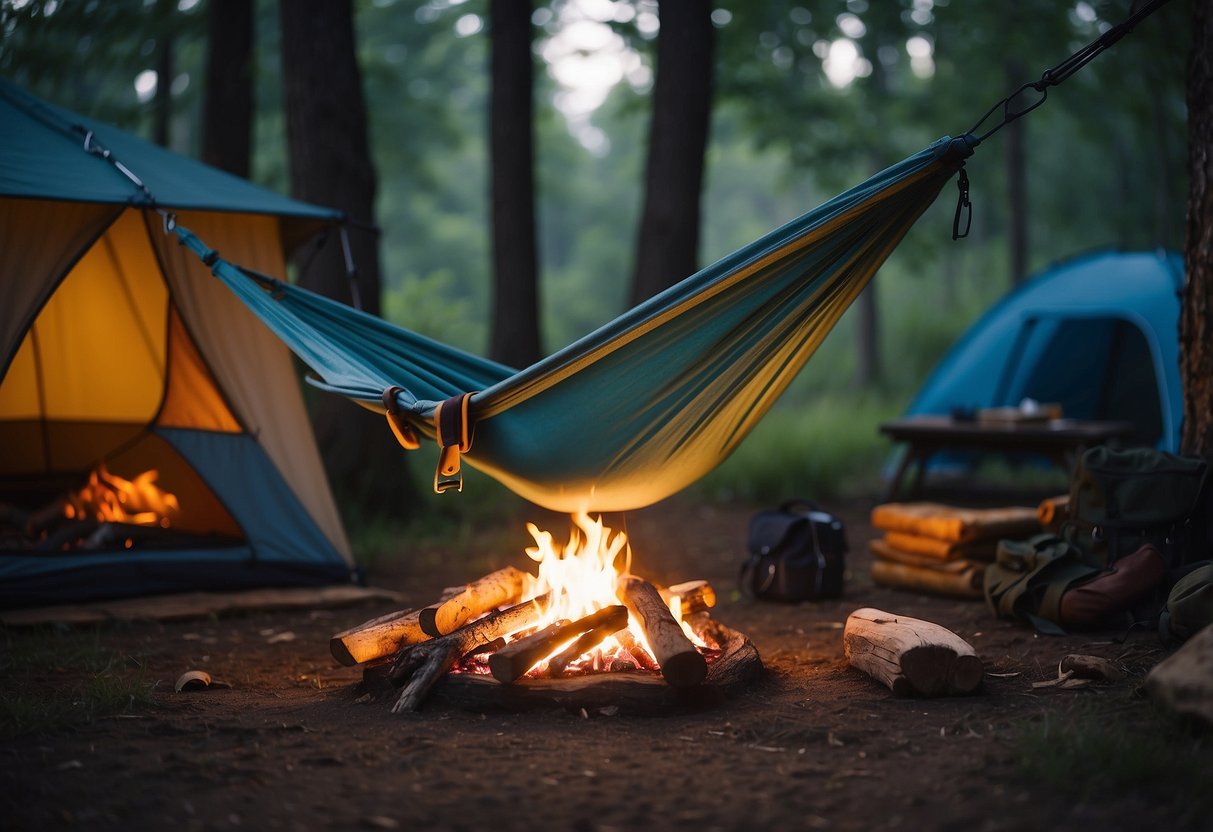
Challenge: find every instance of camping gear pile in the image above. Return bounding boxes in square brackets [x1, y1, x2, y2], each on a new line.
[868, 502, 1042, 599]
[983, 446, 1212, 634]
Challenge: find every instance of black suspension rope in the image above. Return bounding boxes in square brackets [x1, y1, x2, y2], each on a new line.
[950, 0, 1174, 238]
[963, 0, 1175, 144]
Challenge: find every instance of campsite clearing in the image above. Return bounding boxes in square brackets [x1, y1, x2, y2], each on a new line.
[2, 497, 1208, 832]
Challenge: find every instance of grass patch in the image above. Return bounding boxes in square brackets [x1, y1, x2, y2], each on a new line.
[0, 628, 155, 738]
[692, 393, 900, 504]
[1010, 698, 1213, 816]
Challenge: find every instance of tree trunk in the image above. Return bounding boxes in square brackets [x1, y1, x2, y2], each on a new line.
[279, 0, 419, 517]
[201, 0, 253, 177]
[853, 287, 880, 389]
[1005, 60, 1028, 284]
[1183, 0, 1213, 460]
[629, 0, 714, 305]
[153, 0, 175, 148]
[488, 0, 542, 368]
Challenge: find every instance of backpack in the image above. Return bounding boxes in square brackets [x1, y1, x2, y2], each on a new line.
[983, 534, 1103, 635]
[740, 500, 847, 602]
[1159, 562, 1213, 643]
[1065, 446, 1210, 569]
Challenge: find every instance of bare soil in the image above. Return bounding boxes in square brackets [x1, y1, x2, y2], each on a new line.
[1, 496, 1206, 832]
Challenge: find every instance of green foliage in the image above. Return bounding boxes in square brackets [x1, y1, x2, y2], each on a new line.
[1010, 698, 1213, 819]
[0, 0, 208, 153]
[0, 628, 154, 737]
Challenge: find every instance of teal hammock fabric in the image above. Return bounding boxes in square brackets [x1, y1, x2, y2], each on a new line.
[174, 135, 975, 512]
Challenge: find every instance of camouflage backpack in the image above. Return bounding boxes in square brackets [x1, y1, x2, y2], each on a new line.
[1064, 446, 1210, 568]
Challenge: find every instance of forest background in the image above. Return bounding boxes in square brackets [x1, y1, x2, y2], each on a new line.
[0, 0, 1190, 544]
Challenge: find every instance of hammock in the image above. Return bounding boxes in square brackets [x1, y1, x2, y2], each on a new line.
[174, 135, 975, 512]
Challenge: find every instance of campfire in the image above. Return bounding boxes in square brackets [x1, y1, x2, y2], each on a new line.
[332, 513, 761, 713]
[64, 464, 180, 529]
[1, 464, 183, 552]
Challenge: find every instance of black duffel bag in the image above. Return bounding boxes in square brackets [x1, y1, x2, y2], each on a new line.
[740, 500, 847, 601]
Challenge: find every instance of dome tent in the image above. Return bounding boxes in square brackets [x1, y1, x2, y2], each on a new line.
[0, 80, 354, 607]
[904, 249, 1184, 451]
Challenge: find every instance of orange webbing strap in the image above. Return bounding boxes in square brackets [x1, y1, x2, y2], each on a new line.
[381, 387, 420, 450]
[434, 392, 474, 493]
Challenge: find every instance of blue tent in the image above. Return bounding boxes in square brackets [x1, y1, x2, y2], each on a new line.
[0, 81, 356, 607]
[905, 249, 1184, 451]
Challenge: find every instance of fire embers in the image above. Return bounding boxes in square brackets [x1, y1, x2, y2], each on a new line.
[1, 464, 180, 552]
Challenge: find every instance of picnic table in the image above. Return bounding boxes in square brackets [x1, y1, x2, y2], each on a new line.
[878, 415, 1137, 500]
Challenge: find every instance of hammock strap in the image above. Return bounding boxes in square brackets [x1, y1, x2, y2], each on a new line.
[434, 392, 475, 493]
[952, 168, 972, 240]
[382, 386, 420, 451]
[963, 0, 1173, 143]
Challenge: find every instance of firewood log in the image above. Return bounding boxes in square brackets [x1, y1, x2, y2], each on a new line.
[659, 580, 717, 616]
[488, 619, 572, 682]
[419, 566, 532, 636]
[330, 608, 428, 666]
[616, 575, 707, 687]
[547, 605, 629, 676]
[843, 607, 983, 697]
[870, 558, 984, 599]
[331, 584, 472, 666]
[390, 593, 549, 713]
[488, 606, 630, 682]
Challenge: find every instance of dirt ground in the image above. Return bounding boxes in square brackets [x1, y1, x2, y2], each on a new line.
[1, 496, 1207, 832]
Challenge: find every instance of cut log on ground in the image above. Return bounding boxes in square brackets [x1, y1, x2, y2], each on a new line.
[1146, 623, 1213, 727]
[844, 607, 983, 697]
[390, 593, 548, 712]
[547, 605, 629, 676]
[330, 607, 428, 666]
[617, 575, 707, 687]
[419, 566, 532, 636]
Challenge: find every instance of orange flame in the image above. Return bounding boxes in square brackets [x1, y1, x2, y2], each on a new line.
[522, 511, 702, 673]
[63, 464, 180, 528]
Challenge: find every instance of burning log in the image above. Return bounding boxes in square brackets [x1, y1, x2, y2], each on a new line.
[844, 607, 983, 697]
[390, 593, 549, 712]
[659, 580, 716, 616]
[488, 619, 572, 682]
[547, 605, 629, 677]
[419, 566, 531, 636]
[616, 575, 707, 687]
[488, 605, 629, 682]
[613, 628, 660, 670]
[330, 608, 429, 667]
